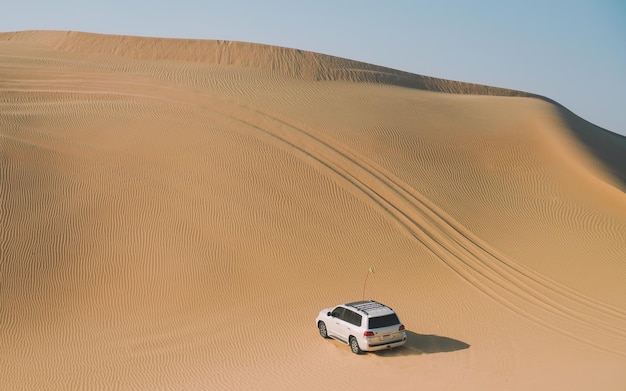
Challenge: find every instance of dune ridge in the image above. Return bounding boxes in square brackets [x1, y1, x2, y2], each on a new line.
[1, 30, 625, 390]
[0, 30, 539, 96]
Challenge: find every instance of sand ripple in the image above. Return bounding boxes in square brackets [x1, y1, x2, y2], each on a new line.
[2, 31, 625, 390]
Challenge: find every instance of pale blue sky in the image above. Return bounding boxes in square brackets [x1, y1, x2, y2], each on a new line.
[3, 0, 625, 135]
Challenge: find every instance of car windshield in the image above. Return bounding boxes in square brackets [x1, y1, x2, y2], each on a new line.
[368, 314, 400, 329]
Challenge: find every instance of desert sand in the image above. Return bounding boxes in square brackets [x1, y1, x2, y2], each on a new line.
[1, 31, 625, 390]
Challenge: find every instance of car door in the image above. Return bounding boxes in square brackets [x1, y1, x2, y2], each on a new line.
[326, 307, 346, 341]
[337, 309, 359, 341]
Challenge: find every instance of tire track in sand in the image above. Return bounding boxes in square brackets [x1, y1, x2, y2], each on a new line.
[197, 98, 626, 358]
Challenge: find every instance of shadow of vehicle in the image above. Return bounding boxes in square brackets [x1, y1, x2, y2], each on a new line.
[374, 330, 469, 357]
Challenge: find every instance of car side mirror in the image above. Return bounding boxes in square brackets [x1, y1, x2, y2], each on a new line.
[327, 312, 332, 317]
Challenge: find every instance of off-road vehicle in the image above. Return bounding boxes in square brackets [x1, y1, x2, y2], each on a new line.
[315, 300, 407, 354]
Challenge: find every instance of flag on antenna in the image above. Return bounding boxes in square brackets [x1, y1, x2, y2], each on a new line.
[362, 266, 375, 300]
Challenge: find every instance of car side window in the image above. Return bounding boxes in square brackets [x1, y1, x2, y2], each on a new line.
[331, 307, 345, 319]
[341, 309, 353, 323]
[342, 309, 362, 326]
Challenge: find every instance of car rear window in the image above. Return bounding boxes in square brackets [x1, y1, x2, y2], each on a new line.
[368, 314, 400, 329]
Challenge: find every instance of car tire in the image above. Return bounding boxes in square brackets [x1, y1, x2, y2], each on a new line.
[349, 336, 362, 354]
[318, 321, 329, 338]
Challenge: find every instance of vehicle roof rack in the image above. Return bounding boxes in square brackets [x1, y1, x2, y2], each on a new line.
[346, 300, 390, 315]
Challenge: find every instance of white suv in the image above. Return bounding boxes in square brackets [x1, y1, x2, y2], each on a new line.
[315, 300, 407, 354]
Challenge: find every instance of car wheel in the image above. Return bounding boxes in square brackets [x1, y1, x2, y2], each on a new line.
[349, 336, 362, 354]
[318, 321, 329, 338]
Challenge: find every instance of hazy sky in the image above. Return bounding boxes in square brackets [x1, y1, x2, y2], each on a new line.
[3, 0, 625, 135]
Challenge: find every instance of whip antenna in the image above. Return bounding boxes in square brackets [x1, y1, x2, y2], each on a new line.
[362, 266, 375, 300]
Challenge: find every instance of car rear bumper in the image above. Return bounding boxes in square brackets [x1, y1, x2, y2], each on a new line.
[361, 336, 407, 351]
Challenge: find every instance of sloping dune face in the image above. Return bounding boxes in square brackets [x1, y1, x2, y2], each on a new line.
[1, 31, 625, 390]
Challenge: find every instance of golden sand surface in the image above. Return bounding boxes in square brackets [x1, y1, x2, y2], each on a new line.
[1, 31, 625, 390]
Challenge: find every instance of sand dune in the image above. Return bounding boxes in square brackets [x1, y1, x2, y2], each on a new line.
[1, 31, 625, 390]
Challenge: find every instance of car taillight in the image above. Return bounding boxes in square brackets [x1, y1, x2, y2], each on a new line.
[399, 324, 405, 331]
[363, 331, 375, 337]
